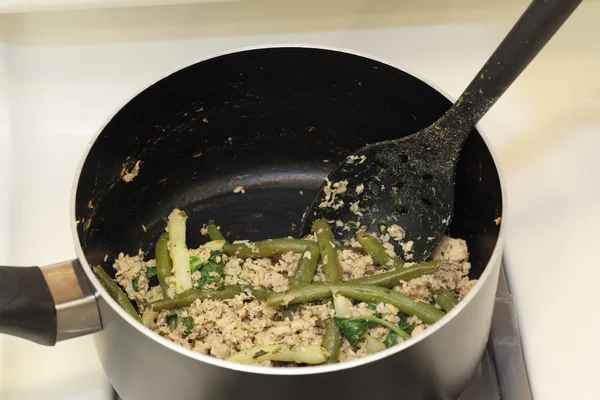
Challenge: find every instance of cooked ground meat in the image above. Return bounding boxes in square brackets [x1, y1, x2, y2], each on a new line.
[111, 230, 475, 366]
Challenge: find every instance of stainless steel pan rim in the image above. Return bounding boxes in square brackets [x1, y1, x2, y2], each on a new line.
[70, 43, 507, 376]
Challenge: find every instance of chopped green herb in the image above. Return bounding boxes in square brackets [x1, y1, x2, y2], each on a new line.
[183, 316, 194, 337]
[318, 296, 333, 305]
[337, 316, 411, 345]
[132, 273, 141, 292]
[366, 303, 382, 319]
[335, 317, 369, 346]
[400, 314, 415, 335]
[196, 250, 225, 289]
[384, 331, 399, 348]
[167, 314, 178, 329]
[253, 350, 269, 359]
[146, 267, 157, 279]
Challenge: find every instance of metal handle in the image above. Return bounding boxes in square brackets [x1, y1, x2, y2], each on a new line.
[0, 260, 102, 345]
[436, 0, 582, 150]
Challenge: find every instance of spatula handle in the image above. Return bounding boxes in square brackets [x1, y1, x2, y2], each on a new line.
[441, 0, 581, 145]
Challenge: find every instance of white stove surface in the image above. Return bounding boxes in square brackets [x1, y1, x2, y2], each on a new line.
[1, 1, 599, 399]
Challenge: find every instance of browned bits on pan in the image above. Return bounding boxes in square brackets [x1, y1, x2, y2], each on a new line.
[88, 201, 94, 209]
[120, 158, 141, 183]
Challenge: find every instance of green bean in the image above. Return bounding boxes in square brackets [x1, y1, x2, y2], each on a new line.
[207, 220, 229, 244]
[313, 218, 342, 283]
[356, 231, 402, 269]
[224, 238, 318, 258]
[248, 287, 274, 302]
[168, 209, 192, 293]
[267, 283, 445, 325]
[322, 319, 341, 364]
[289, 245, 320, 288]
[152, 286, 243, 310]
[151, 285, 273, 311]
[277, 304, 307, 321]
[227, 344, 329, 365]
[318, 220, 343, 363]
[155, 232, 172, 296]
[350, 316, 411, 340]
[93, 266, 140, 321]
[435, 289, 459, 312]
[337, 245, 366, 255]
[347, 260, 441, 288]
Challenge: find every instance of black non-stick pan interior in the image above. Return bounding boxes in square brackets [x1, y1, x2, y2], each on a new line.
[75, 47, 502, 280]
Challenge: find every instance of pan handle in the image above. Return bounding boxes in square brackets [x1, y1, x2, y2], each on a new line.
[0, 260, 102, 345]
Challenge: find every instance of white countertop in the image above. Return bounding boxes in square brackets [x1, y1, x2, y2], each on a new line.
[1, 0, 599, 398]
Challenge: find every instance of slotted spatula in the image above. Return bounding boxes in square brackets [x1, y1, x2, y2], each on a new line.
[301, 0, 582, 261]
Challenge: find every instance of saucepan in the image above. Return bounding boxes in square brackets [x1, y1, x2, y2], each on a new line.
[0, 47, 504, 399]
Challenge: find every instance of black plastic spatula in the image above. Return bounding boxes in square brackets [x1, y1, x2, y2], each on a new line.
[302, 0, 581, 261]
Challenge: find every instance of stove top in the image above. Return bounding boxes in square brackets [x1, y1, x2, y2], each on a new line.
[113, 264, 530, 400]
[458, 265, 530, 400]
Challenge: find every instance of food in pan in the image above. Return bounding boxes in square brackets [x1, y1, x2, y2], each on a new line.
[94, 209, 476, 366]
